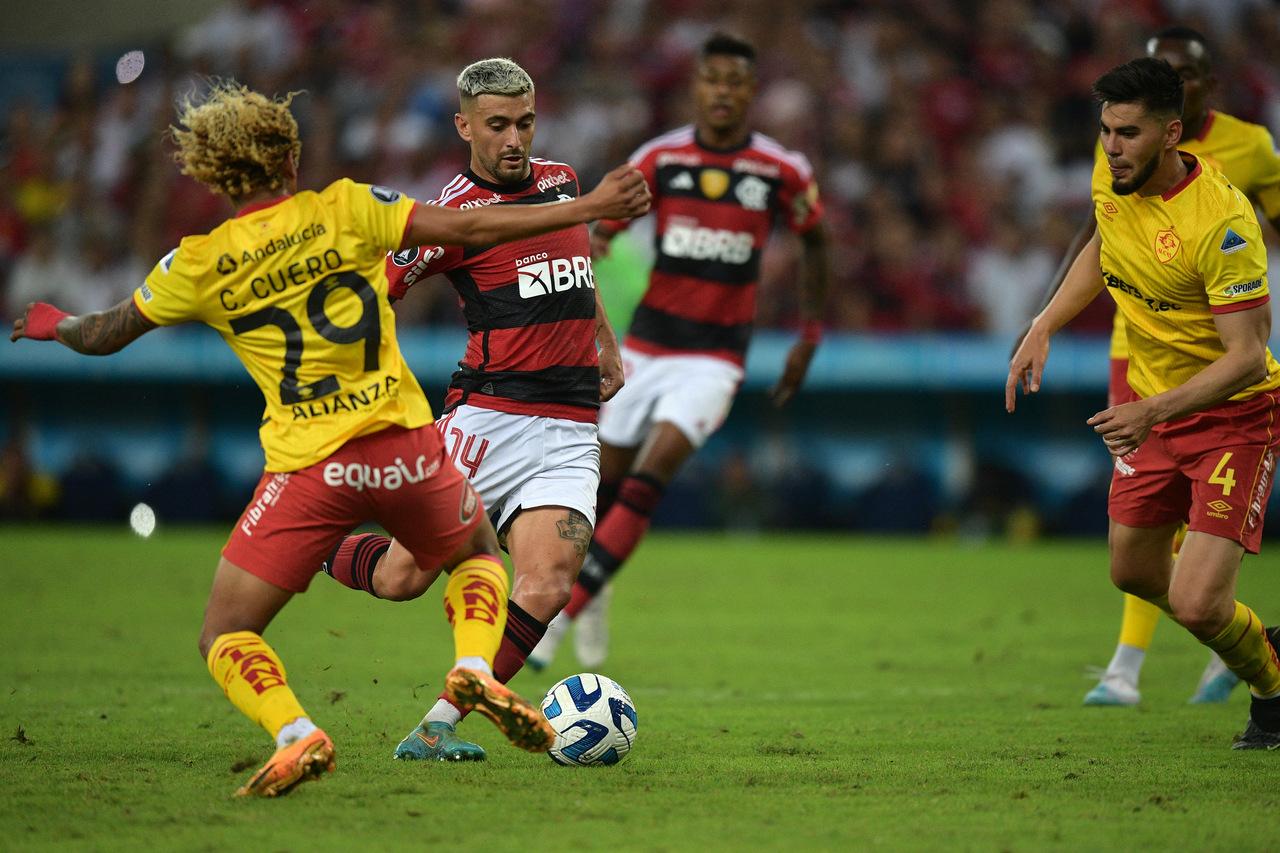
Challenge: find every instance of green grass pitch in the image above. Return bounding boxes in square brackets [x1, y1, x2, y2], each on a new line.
[2, 527, 1279, 851]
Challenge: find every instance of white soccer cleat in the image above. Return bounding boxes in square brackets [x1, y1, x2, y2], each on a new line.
[574, 583, 612, 669]
[527, 611, 570, 672]
[1083, 672, 1140, 706]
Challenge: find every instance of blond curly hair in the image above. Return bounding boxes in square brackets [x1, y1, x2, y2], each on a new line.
[171, 81, 302, 198]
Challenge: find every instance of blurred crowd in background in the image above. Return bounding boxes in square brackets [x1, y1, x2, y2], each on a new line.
[4, 0, 1280, 334]
[4, 0, 1280, 529]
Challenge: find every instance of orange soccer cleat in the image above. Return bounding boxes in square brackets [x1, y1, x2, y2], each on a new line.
[444, 667, 555, 753]
[234, 729, 335, 798]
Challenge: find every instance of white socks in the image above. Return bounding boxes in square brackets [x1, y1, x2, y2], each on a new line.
[425, 698, 463, 727]
[1105, 644, 1146, 684]
[456, 656, 492, 675]
[275, 716, 318, 748]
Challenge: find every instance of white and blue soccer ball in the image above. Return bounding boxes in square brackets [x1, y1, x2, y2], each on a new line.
[541, 673, 638, 766]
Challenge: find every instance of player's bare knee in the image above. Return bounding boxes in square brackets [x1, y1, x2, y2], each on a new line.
[197, 630, 216, 661]
[373, 563, 432, 601]
[474, 521, 501, 555]
[514, 565, 576, 616]
[1168, 593, 1233, 639]
[445, 519, 501, 569]
[197, 619, 245, 660]
[197, 612, 234, 660]
[1109, 562, 1160, 599]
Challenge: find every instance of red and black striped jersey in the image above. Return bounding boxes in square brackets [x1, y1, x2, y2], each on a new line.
[387, 158, 600, 423]
[599, 126, 823, 366]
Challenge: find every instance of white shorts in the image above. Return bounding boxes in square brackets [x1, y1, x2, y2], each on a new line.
[436, 404, 600, 534]
[597, 346, 744, 449]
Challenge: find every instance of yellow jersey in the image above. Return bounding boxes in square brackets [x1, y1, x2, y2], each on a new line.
[1109, 110, 1280, 357]
[1092, 152, 1280, 401]
[132, 179, 432, 472]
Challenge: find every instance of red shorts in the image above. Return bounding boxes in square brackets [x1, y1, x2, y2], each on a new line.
[1108, 358, 1138, 408]
[1108, 391, 1280, 553]
[222, 425, 482, 592]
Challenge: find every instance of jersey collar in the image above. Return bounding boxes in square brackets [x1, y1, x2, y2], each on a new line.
[1160, 152, 1202, 202]
[235, 194, 291, 217]
[1194, 110, 1216, 142]
[694, 129, 754, 154]
[465, 167, 534, 195]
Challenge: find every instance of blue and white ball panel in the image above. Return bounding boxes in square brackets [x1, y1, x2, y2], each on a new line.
[541, 673, 638, 766]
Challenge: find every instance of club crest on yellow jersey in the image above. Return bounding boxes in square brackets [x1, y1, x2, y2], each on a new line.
[1154, 227, 1181, 264]
[699, 169, 730, 200]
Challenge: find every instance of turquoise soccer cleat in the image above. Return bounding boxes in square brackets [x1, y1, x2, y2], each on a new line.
[393, 721, 486, 762]
[1189, 670, 1241, 704]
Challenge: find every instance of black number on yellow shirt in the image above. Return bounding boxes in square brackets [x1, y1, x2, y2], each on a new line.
[230, 272, 380, 405]
[308, 271, 381, 371]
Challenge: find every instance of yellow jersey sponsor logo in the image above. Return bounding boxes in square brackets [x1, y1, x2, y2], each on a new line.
[1222, 279, 1264, 298]
[1102, 270, 1183, 313]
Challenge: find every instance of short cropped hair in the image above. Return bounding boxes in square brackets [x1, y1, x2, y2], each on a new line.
[701, 32, 756, 65]
[171, 81, 301, 198]
[456, 58, 534, 105]
[1151, 25, 1211, 53]
[1147, 25, 1212, 68]
[1092, 57, 1184, 120]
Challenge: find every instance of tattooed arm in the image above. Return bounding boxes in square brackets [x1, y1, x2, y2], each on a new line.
[10, 298, 157, 354]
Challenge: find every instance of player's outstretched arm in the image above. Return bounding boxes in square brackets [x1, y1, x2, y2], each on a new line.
[771, 223, 830, 408]
[1006, 229, 1104, 412]
[1010, 213, 1097, 357]
[1088, 303, 1272, 456]
[403, 165, 650, 250]
[10, 297, 156, 355]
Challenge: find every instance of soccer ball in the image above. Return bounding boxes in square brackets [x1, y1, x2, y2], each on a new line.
[541, 673, 638, 766]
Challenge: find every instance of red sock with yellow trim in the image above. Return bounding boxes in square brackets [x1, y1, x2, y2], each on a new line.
[206, 631, 311, 743]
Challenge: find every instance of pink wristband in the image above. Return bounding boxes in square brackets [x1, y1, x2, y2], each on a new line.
[23, 302, 71, 341]
[800, 319, 823, 345]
